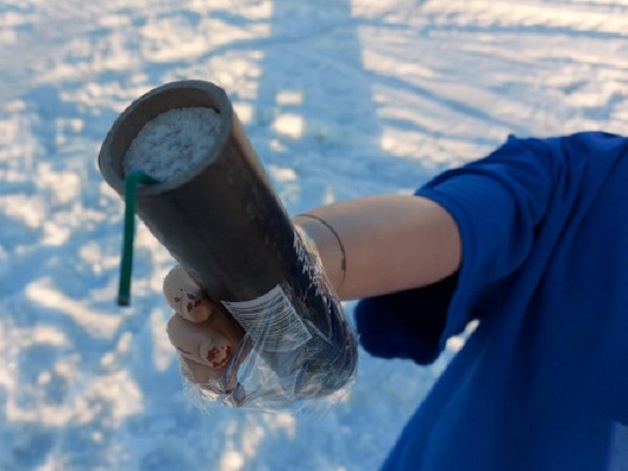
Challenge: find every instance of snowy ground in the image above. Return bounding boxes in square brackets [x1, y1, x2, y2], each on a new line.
[0, 0, 626, 469]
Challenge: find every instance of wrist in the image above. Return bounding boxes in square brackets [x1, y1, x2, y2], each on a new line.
[292, 214, 347, 296]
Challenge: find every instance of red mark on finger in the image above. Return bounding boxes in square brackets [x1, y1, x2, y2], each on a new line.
[184, 299, 202, 314]
[207, 345, 232, 368]
[207, 347, 218, 362]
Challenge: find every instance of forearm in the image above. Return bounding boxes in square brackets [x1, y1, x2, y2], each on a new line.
[292, 194, 462, 300]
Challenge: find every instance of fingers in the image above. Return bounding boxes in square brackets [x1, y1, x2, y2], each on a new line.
[179, 355, 223, 384]
[167, 314, 233, 369]
[164, 264, 247, 395]
[164, 264, 245, 345]
[163, 265, 213, 323]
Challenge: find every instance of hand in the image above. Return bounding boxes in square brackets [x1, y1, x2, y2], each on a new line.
[163, 265, 244, 392]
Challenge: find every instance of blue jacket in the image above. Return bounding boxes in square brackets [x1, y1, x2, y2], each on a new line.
[356, 132, 628, 470]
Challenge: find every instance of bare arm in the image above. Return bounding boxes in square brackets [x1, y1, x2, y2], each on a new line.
[164, 193, 461, 385]
[292, 194, 462, 300]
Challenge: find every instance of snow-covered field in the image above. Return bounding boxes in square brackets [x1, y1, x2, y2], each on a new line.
[0, 0, 626, 469]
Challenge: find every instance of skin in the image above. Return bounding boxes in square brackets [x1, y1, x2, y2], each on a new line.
[165, 194, 462, 385]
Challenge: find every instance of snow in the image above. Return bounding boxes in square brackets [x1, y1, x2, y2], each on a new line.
[1, 0, 626, 469]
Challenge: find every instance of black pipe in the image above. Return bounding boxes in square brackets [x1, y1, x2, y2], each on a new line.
[98, 80, 357, 405]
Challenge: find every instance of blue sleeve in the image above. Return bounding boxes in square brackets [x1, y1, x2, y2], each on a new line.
[354, 273, 458, 364]
[355, 134, 567, 364]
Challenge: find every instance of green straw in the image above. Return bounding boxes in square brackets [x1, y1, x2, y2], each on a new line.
[118, 170, 160, 306]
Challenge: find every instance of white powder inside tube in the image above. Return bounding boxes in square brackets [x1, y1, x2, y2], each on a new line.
[123, 107, 222, 181]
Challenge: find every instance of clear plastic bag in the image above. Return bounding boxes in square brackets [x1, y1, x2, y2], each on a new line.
[178, 226, 358, 413]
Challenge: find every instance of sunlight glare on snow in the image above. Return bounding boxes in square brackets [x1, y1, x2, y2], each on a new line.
[73, 370, 144, 425]
[149, 308, 176, 372]
[234, 102, 254, 124]
[422, 0, 628, 34]
[26, 278, 122, 339]
[0, 195, 45, 229]
[276, 90, 303, 106]
[219, 450, 245, 471]
[268, 164, 297, 182]
[269, 412, 297, 438]
[272, 113, 305, 139]
[36, 164, 81, 205]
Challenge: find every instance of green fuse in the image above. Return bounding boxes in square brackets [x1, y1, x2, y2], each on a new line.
[117, 170, 160, 306]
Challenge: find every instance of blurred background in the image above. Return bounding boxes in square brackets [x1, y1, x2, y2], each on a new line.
[0, 0, 626, 469]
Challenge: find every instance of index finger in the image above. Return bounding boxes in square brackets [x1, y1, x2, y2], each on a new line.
[163, 265, 213, 323]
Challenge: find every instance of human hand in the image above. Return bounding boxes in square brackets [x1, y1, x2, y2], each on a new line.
[161, 225, 358, 410]
[163, 265, 245, 393]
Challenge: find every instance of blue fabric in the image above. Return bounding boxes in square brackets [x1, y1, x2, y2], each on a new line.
[355, 132, 628, 470]
[355, 272, 457, 365]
